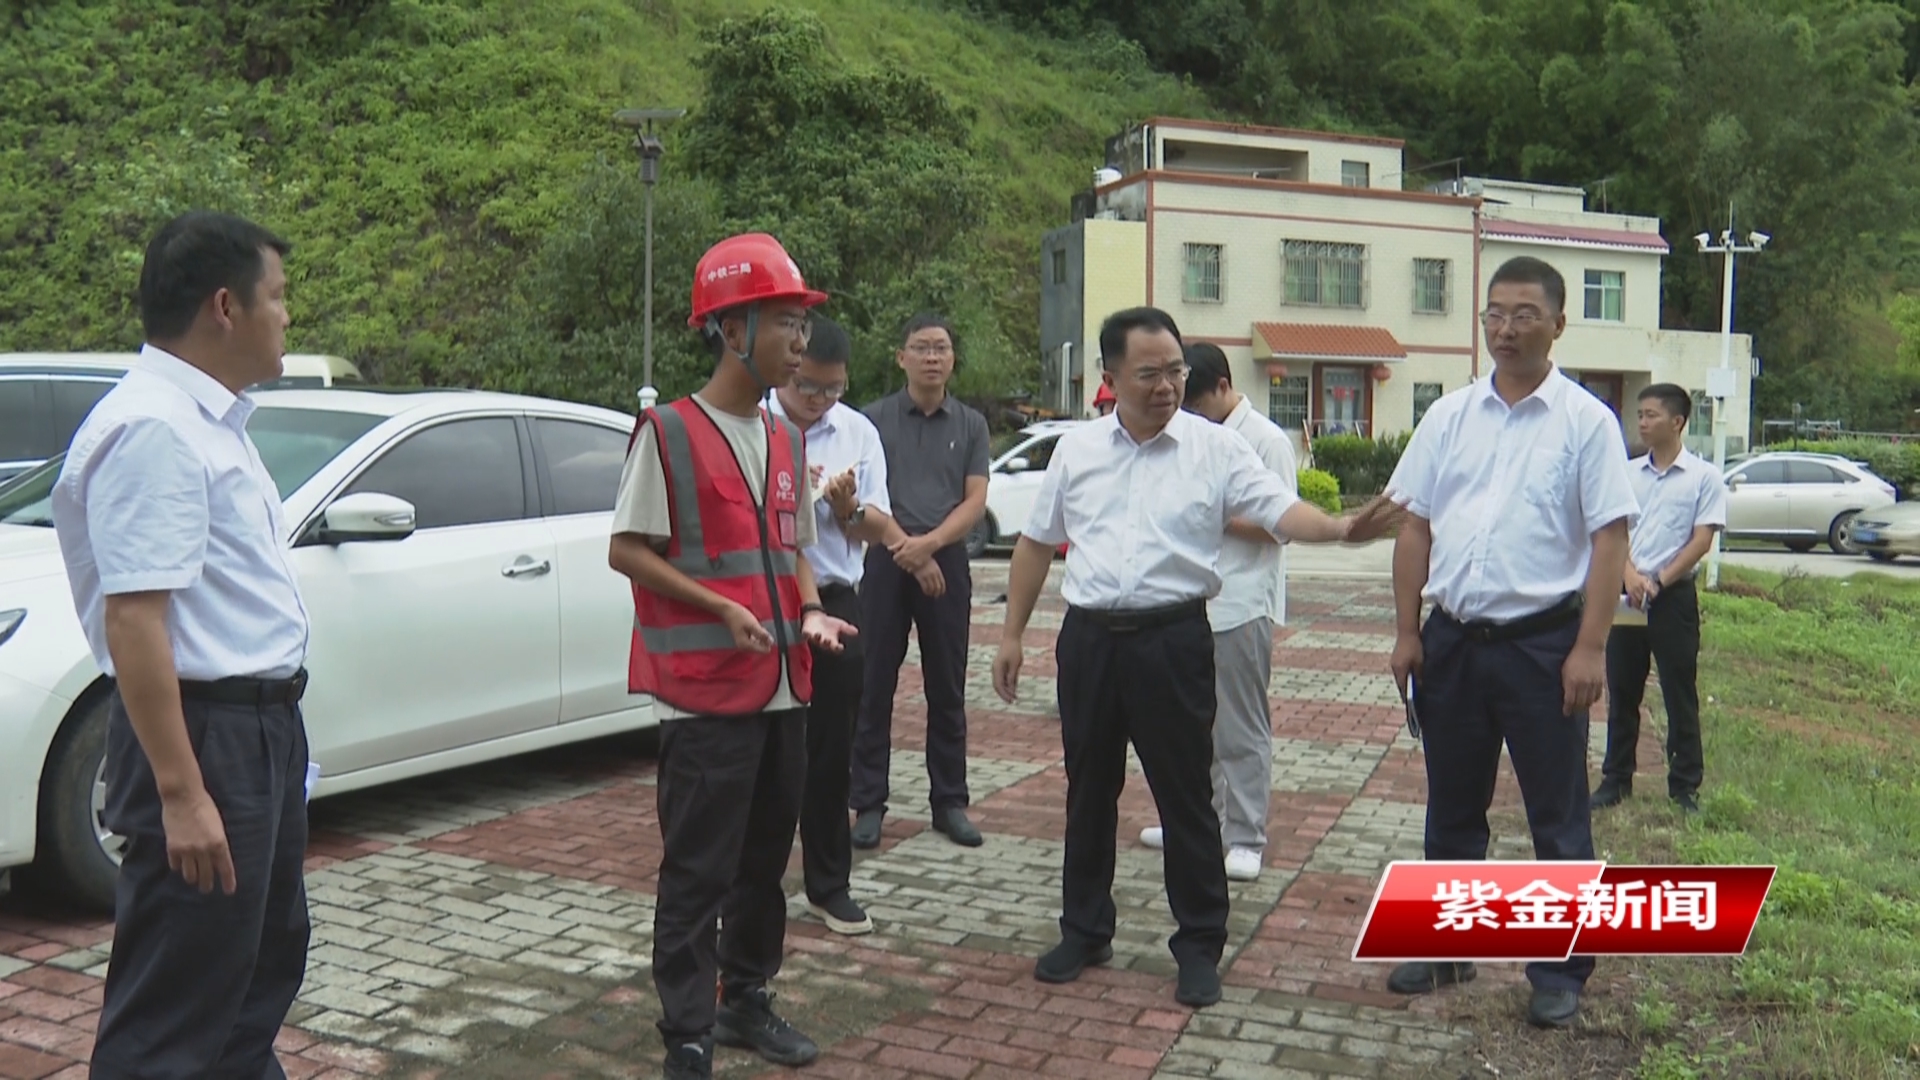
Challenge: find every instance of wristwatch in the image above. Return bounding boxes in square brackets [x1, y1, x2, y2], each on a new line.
[844, 503, 867, 527]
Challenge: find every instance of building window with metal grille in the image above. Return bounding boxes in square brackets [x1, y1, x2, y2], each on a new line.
[1413, 259, 1450, 314]
[1283, 240, 1367, 309]
[1413, 382, 1445, 426]
[1584, 269, 1625, 321]
[1340, 160, 1370, 187]
[1183, 243, 1224, 303]
[1267, 374, 1309, 432]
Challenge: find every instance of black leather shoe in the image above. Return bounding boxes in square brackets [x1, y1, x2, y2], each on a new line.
[933, 806, 984, 847]
[1672, 791, 1700, 814]
[1387, 961, 1476, 995]
[715, 987, 819, 1066]
[1528, 987, 1581, 1028]
[1174, 957, 1222, 1007]
[663, 1036, 714, 1079]
[1591, 781, 1630, 808]
[851, 808, 884, 850]
[1034, 938, 1112, 984]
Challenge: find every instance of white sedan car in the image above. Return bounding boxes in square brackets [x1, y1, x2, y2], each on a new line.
[966, 420, 1081, 557]
[0, 388, 654, 910]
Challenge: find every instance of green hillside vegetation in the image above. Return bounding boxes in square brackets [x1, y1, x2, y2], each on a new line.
[0, 0, 1206, 406]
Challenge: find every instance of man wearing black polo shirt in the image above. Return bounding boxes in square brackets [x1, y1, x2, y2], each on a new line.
[850, 313, 991, 849]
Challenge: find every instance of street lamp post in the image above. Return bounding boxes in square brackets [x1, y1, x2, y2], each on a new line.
[613, 106, 687, 412]
[1693, 207, 1769, 590]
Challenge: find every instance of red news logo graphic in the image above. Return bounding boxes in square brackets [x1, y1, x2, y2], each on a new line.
[1351, 861, 1776, 963]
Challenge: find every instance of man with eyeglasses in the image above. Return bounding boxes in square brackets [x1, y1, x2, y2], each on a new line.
[610, 233, 857, 1078]
[991, 307, 1399, 1008]
[851, 313, 991, 850]
[766, 315, 910, 937]
[1381, 256, 1638, 1030]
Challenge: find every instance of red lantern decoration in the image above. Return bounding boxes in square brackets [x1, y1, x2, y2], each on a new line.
[1372, 363, 1392, 382]
[1263, 360, 1289, 382]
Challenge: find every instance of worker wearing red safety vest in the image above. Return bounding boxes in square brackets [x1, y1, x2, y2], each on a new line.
[609, 232, 856, 1080]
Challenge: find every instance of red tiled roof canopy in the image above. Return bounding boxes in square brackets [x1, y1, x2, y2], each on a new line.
[1481, 218, 1670, 253]
[1254, 323, 1407, 361]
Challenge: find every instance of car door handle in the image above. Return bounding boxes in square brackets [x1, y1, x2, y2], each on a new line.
[501, 557, 552, 579]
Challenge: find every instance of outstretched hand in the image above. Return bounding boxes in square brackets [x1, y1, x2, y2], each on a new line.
[802, 610, 859, 653]
[1340, 496, 1404, 544]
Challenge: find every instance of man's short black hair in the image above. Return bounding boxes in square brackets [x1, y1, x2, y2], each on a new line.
[1182, 341, 1232, 405]
[1099, 307, 1182, 371]
[138, 211, 291, 341]
[899, 311, 956, 350]
[1486, 255, 1567, 312]
[1638, 382, 1693, 424]
[804, 314, 851, 366]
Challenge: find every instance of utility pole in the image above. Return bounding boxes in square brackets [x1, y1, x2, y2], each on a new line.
[1693, 202, 1770, 589]
[613, 106, 687, 411]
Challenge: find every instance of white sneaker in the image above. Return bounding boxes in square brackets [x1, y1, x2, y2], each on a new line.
[1139, 827, 1165, 849]
[1225, 847, 1263, 882]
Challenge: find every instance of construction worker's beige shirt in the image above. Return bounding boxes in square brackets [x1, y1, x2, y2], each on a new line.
[614, 393, 818, 720]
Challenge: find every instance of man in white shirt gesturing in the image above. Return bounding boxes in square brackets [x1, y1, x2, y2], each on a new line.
[991, 307, 1398, 1009]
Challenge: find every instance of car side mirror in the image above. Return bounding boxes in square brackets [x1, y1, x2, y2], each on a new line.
[1727, 476, 1743, 490]
[1002, 456, 1031, 474]
[311, 492, 417, 545]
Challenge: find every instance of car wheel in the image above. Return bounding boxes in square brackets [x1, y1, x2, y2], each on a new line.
[1783, 540, 1817, 554]
[31, 696, 123, 913]
[1867, 551, 1899, 563]
[964, 514, 993, 560]
[1828, 511, 1861, 555]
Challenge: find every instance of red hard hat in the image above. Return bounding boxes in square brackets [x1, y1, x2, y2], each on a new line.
[1093, 383, 1116, 405]
[687, 233, 829, 327]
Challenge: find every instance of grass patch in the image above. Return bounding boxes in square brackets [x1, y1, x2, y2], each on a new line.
[1579, 566, 1920, 1077]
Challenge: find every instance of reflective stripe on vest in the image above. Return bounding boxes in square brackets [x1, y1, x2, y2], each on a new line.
[634, 615, 807, 654]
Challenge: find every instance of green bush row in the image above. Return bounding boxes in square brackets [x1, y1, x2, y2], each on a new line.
[1305, 432, 1409, 497]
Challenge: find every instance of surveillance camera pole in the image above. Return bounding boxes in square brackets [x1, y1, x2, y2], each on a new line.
[614, 107, 687, 412]
[1695, 200, 1768, 590]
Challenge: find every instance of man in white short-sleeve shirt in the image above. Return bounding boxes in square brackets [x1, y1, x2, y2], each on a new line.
[52, 211, 314, 1080]
[990, 307, 1398, 1011]
[1382, 257, 1638, 1030]
[1135, 342, 1297, 884]
[765, 316, 913, 937]
[1595, 383, 1728, 814]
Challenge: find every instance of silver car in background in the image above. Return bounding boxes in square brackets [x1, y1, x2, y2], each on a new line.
[1722, 451, 1898, 554]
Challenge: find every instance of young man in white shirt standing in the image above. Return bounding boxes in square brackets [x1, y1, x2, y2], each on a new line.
[767, 316, 915, 935]
[1138, 342, 1296, 883]
[991, 307, 1398, 1009]
[1383, 257, 1639, 1029]
[1595, 383, 1727, 814]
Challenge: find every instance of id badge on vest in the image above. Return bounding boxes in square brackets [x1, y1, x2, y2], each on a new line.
[773, 466, 799, 547]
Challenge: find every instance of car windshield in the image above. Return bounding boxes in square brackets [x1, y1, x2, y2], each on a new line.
[0, 406, 384, 528]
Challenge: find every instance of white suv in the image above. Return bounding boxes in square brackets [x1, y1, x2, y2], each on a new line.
[1723, 451, 1898, 554]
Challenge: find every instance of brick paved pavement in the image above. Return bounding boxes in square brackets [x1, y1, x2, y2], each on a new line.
[0, 564, 1664, 1079]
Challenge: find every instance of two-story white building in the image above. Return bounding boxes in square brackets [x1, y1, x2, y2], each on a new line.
[1038, 118, 1753, 459]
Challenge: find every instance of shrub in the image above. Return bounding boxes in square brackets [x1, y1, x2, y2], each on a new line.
[1307, 432, 1409, 496]
[1296, 467, 1340, 513]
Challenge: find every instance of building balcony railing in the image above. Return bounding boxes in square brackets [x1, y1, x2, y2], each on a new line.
[1307, 418, 1371, 439]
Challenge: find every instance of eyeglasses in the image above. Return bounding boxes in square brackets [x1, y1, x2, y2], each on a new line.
[793, 378, 845, 400]
[905, 342, 953, 358]
[1479, 310, 1544, 331]
[1130, 363, 1189, 386]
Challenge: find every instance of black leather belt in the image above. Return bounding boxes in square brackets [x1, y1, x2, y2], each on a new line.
[1441, 593, 1583, 644]
[177, 669, 309, 708]
[1071, 598, 1207, 634]
[818, 582, 858, 597]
